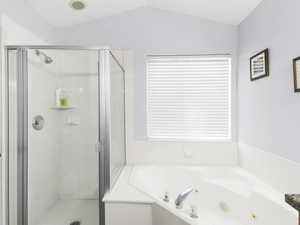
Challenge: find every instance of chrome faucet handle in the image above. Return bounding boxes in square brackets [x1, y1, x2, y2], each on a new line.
[163, 191, 170, 202]
[190, 205, 198, 218]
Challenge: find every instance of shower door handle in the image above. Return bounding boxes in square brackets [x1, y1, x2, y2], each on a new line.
[95, 141, 104, 153]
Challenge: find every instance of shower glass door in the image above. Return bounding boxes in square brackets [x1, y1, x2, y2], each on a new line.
[5, 47, 126, 225]
[108, 53, 126, 188]
[28, 48, 99, 225]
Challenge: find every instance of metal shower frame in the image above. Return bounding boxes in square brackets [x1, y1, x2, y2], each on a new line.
[3, 45, 126, 225]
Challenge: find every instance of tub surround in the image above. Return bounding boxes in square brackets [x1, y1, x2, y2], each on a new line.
[103, 166, 153, 203]
[104, 167, 153, 225]
[238, 143, 300, 193]
[104, 165, 297, 225]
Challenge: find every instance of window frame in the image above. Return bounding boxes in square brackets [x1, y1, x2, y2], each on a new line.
[146, 54, 234, 143]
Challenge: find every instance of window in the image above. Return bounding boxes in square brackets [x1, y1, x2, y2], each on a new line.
[146, 55, 231, 141]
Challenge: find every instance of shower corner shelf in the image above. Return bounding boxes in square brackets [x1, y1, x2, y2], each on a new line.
[51, 106, 75, 110]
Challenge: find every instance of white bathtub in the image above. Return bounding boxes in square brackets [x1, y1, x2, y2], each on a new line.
[128, 165, 297, 225]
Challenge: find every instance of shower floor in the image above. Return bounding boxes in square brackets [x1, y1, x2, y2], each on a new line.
[38, 199, 99, 225]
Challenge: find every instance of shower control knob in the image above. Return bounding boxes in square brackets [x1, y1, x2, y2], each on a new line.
[32, 115, 45, 130]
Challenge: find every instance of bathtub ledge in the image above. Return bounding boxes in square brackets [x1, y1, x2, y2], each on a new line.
[103, 166, 154, 204]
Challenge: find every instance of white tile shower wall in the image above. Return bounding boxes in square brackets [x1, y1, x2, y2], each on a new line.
[57, 51, 99, 200]
[28, 55, 62, 225]
[56, 7, 239, 165]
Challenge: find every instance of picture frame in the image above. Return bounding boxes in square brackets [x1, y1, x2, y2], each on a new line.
[293, 57, 300, 92]
[250, 48, 269, 81]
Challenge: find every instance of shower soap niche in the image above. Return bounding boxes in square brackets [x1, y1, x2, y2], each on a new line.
[51, 106, 75, 110]
[52, 88, 75, 110]
[56, 88, 70, 107]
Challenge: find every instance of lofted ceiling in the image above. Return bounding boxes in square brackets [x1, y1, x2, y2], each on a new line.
[26, 0, 263, 27]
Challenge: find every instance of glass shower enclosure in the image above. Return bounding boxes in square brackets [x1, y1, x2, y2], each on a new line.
[4, 46, 126, 225]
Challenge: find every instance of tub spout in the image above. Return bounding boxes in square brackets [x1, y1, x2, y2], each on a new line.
[175, 187, 195, 209]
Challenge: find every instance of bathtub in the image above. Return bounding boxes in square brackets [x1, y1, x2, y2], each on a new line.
[127, 165, 297, 225]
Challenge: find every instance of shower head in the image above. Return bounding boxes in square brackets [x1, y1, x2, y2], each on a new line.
[35, 50, 53, 64]
[44, 56, 53, 64]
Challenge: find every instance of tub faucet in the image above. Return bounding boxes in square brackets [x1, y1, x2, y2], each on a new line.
[175, 187, 195, 209]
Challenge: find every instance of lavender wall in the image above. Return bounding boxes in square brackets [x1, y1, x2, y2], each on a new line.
[55, 7, 238, 142]
[0, 0, 56, 41]
[238, 0, 300, 162]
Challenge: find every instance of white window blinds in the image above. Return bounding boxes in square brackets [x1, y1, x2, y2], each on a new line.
[147, 55, 231, 141]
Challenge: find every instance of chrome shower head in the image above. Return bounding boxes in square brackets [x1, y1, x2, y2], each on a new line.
[44, 56, 53, 64]
[35, 49, 53, 64]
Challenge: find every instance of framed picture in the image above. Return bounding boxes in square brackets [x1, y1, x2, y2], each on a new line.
[250, 48, 269, 81]
[293, 57, 300, 92]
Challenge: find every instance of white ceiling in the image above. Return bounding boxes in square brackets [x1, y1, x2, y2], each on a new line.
[26, 0, 263, 27]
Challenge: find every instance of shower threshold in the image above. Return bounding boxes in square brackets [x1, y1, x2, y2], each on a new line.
[36, 199, 99, 225]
